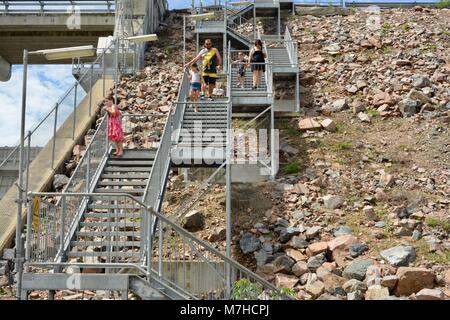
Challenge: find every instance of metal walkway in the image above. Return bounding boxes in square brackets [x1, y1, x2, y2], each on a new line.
[16, 2, 293, 300]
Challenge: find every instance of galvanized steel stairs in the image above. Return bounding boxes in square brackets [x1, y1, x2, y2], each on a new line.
[67, 149, 156, 261]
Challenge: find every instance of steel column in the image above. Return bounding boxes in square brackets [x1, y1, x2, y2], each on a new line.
[51, 103, 59, 169]
[89, 64, 93, 116]
[16, 49, 28, 300]
[72, 82, 78, 140]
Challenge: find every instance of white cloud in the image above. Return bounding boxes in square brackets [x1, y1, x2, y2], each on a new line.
[0, 64, 84, 147]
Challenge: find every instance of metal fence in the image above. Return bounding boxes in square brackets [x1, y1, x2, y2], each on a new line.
[0, 0, 115, 13]
[0, 40, 118, 201]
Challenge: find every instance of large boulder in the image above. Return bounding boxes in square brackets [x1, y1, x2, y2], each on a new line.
[342, 259, 374, 281]
[327, 235, 359, 267]
[239, 232, 261, 254]
[273, 255, 296, 274]
[274, 273, 298, 289]
[365, 285, 390, 300]
[53, 174, 70, 190]
[394, 267, 435, 296]
[182, 210, 205, 232]
[380, 245, 416, 267]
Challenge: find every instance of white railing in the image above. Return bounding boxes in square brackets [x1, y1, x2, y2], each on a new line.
[284, 26, 298, 67]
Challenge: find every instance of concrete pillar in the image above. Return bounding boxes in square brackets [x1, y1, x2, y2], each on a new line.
[0, 56, 12, 82]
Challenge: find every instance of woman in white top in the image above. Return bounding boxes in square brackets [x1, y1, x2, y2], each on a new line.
[248, 39, 267, 90]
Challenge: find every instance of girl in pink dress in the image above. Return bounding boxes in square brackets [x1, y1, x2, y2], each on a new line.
[105, 97, 124, 157]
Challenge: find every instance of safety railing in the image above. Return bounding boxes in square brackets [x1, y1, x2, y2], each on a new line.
[151, 211, 288, 299]
[254, 0, 280, 5]
[24, 191, 290, 299]
[284, 26, 298, 67]
[168, 48, 231, 224]
[226, 7, 255, 41]
[0, 39, 117, 186]
[0, 0, 115, 13]
[25, 193, 147, 264]
[143, 111, 173, 218]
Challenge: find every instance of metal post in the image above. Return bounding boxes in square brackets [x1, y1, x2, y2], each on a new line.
[16, 49, 28, 300]
[183, 15, 186, 67]
[102, 48, 106, 96]
[25, 194, 32, 267]
[158, 220, 163, 277]
[295, 71, 300, 113]
[114, 37, 119, 105]
[278, 6, 281, 37]
[253, 5, 256, 39]
[72, 82, 78, 140]
[86, 149, 91, 192]
[223, 33, 226, 74]
[51, 103, 59, 169]
[59, 196, 66, 260]
[146, 208, 152, 282]
[196, 32, 199, 53]
[25, 131, 31, 197]
[89, 64, 93, 116]
[270, 103, 276, 180]
[225, 84, 232, 296]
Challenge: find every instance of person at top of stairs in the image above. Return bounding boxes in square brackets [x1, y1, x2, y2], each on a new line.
[249, 39, 267, 90]
[104, 96, 124, 157]
[185, 39, 222, 102]
[188, 64, 201, 112]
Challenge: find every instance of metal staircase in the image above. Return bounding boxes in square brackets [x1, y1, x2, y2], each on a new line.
[67, 148, 157, 262]
[17, 3, 296, 300]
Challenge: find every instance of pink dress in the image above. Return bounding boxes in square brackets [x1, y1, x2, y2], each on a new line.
[108, 107, 124, 142]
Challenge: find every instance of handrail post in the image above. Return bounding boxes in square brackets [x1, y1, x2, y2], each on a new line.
[147, 207, 152, 281]
[102, 48, 106, 96]
[24, 130, 31, 198]
[86, 148, 91, 192]
[89, 64, 93, 116]
[158, 220, 163, 277]
[51, 103, 59, 169]
[25, 193, 32, 267]
[59, 195, 66, 260]
[72, 82, 78, 140]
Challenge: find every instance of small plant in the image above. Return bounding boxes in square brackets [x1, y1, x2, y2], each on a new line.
[381, 46, 393, 55]
[333, 140, 353, 151]
[280, 287, 296, 298]
[381, 23, 392, 35]
[437, 0, 450, 9]
[284, 162, 300, 174]
[367, 109, 380, 117]
[269, 287, 296, 300]
[425, 218, 450, 232]
[401, 23, 410, 31]
[335, 121, 346, 134]
[231, 278, 262, 300]
[442, 31, 450, 37]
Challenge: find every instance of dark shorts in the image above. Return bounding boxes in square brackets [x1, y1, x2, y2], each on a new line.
[191, 82, 201, 91]
[251, 64, 265, 72]
[203, 75, 217, 85]
[238, 67, 245, 77]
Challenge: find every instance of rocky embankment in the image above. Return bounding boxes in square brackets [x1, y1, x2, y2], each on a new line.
[230, 7, 449, 300]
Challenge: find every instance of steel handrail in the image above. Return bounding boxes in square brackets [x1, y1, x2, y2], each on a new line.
[0, 39, 115, 172]
[27, 191, 283, 297]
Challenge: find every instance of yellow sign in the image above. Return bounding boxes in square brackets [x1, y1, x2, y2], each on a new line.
[32, 196, 40, 232]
